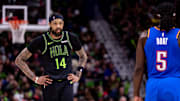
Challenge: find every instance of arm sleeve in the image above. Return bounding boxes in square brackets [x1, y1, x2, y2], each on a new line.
[69, 32, 82, 51]
[27, 35, 44, 53]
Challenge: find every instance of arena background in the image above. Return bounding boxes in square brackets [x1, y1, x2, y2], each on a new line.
[0, 0, 179, 101]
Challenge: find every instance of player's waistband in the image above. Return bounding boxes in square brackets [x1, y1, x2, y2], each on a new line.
[49, 75, 68, 82]
[53, 78, 67, 82]
[53, 78, 73, 84]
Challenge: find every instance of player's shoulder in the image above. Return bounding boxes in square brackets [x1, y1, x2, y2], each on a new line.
[31, 33, 46, 43]
[64, 31, 75, 35]
[64, 31, 79, 38]
[139, 26, 157, 39]
[174, 27, 180, 31]
[149, 26, 155, 29]
[33, 34, 43, 40]
[139, 30, 148, 39]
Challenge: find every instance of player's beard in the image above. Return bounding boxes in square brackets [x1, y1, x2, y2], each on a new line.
[50, 27, 63, 37]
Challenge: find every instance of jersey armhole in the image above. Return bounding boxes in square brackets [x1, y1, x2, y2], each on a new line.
[176, 30, 180, 39]
[66, 31, 73, 50]
[42, 34, 47, 55]
[147, 28, 150, 38]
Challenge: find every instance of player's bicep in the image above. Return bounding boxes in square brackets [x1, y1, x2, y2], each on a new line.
[75, 48, 87, 67]
[27, 36, 44, 53]
[135, 37, 146, 68]
[135, 30, 148, 67]
[75, 48, 87, 58]
[69, 32, 81, 51]
[15, 48, 32, 63]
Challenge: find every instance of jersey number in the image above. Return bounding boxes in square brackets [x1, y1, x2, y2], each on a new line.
[156, 51, 167, 71]
[55, 57, 66, 69]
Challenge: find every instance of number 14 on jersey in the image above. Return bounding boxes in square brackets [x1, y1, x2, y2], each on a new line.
[55, 57, 66, 69]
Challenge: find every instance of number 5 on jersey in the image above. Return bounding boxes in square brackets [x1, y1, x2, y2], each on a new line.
[156, 51, 167, 72]
[55, 57, 66, 69]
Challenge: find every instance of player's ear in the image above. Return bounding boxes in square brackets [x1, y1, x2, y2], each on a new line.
[61, 20, 64, 24]
[63, 21, 64, 25]
[61, 20, 64, 27]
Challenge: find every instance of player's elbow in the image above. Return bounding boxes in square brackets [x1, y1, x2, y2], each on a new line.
[80, 52, 87, 62]
[134, 66, 144, 76]
[15, 56, 21, 66]
[84, 53, 88, 62]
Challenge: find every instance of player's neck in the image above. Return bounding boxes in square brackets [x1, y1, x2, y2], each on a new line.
[50, 32, 62, 39]
[156, 25, 175, 31]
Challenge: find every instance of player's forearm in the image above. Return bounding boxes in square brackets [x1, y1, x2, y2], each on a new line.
[76, 54, 87, 78]
[15, 58, 36, 81]
[75, 70, 82, 79]
[78, 53, 87, 67]
[76, 48, 87, 67]
[133, 66, 144, 96]
[15, 48, 36, 81]
[75, 48, 87, 79]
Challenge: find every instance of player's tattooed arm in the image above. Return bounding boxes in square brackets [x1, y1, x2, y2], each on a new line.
[133, 31, 147, 97]
[15, 48, 36, 81]
[67, 47, 87, 83]
[15, 48, 53, 86]
[75, 47, 88, 67]
[75, 47, 87, 77]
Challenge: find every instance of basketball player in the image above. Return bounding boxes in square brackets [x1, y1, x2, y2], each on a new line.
[15, 13, 87, 101]
[133, 2, 180, 101]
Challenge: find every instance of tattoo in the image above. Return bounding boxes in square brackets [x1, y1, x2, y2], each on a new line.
[75, 48, 87, 67]
[15, 48, 36, 81]
[75, 48, 87, 79]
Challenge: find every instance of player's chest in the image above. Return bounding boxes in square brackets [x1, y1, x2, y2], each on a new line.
[46, 43, 71, 59]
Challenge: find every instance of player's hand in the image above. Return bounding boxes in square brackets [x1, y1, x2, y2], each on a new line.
[133, 96, 143, 101]
[67, 73, 80, 83]
[35, 75, 53, 86]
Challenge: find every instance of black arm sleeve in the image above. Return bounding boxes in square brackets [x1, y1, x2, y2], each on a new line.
[69, 32, 82, 51]
[27, 35, 44, 53]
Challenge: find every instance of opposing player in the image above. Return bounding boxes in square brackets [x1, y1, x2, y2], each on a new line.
[15, 13, 87, 101]
[133, 2, 180, 101]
